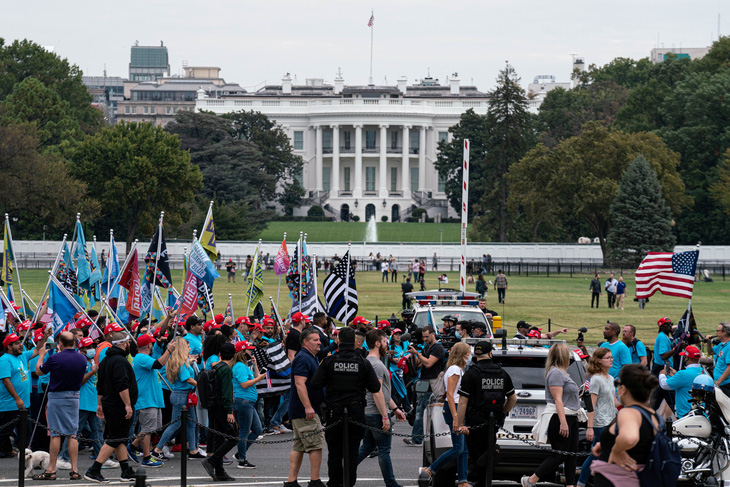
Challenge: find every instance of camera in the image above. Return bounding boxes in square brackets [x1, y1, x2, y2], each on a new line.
[577, 327, 588, 343]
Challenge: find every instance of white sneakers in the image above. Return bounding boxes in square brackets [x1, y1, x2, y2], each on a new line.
[56, 459, 72, 470]
[102, 459, 119, 469]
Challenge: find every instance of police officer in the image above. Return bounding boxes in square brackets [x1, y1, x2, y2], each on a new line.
[455, 341, 516, 487]
[311, 327, 380, 487]
[470, 321, 488, 339]
[441, 315, 460, 352]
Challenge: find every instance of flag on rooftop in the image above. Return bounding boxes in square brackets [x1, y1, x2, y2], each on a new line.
[635, 249, 698, 300]
[368, 13, 374, 27]
[323, 250, 358, 324]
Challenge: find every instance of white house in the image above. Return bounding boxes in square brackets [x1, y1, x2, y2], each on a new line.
[195, 72, 490, 222]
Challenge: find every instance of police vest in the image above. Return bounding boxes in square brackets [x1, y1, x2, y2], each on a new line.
[469, 362, 507, 417]
[324, 350, 370, 407]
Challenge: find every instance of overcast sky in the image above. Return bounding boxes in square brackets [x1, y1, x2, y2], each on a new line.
[2, 1, 726, 92]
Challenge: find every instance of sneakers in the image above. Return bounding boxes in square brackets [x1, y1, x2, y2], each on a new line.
[151, 450, 171, 461]
[233, 453, 240, 461]
[216, 472, 236, 481]
[308, 480, 326, 487]
[201, 458, 216, 480]
[273, 425, 292, 434]
[141, 458, 163, 468]
[222, 456, 233, 465]
[237, 460, 256, 469]
[521, 476, 537, 487]
[263, 427, 279, 436]
[162, 446, 175, 458]
[83, 470, 109, 483]
[283, 481, 302, 487]
[102, 459, 119, 469]
[126, 446, 139, 464]
[188, 451, 206, 459]
[402, 438, 421, 446]
[120, 470, 135, 482]
[171, 444, 181, 452]
[56, 459, 72, 470]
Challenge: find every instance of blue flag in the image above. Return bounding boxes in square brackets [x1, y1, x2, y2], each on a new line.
[50, 280, 77, 337]
[89, 244, 102, 307]
[116, 287, 130, 325]
[189, 241, 220, 288]
[75, 221, 92, 292]
[102, 236, 120, 287]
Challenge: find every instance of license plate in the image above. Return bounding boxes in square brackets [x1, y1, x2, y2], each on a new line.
[510, 405, 537, 419]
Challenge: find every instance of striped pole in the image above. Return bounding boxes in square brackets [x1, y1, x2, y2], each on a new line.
[460, 139, 470, 294]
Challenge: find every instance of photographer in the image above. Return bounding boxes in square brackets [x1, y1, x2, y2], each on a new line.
[404, 325, 444, 446]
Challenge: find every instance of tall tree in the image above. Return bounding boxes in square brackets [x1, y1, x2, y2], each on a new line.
[508, 122, 689, 260]
[69, 122, 202, 249]
[606, 155, 675, 267]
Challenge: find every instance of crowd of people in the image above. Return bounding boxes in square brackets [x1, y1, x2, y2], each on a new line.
[0, 296, 728, 487]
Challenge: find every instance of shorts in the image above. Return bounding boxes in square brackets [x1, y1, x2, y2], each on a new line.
[291, 415, 324, 452]
[137, 408, 162, 433]
[47, 391, 80, 437]
[102, 405, 134, 448]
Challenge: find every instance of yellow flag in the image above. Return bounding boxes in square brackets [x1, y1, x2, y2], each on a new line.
[2, 224, 13, 286]
[200, 210, 217, 262]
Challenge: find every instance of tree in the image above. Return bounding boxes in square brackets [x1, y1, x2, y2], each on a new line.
[606, 155, 675, 267]
[69, 122, 202, 248]
[508, 122, 689, 260]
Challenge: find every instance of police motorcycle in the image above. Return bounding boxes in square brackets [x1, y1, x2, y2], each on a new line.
[672, 375, 730, 486]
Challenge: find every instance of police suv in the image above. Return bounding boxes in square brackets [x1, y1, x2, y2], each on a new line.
[422, 335, 589, 485]
[405, 291, 492, 335]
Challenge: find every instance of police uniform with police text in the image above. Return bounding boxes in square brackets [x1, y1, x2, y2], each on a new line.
[311, 343, 380, 487]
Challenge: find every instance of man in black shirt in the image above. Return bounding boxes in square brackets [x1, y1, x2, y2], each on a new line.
[400, 278, 414, 309]
[286, 312, 307, 362]
[456, 341, 516, 487]
[84, 332, 138, 483]
[311, 328, 380, 487]
[404, 326, 444, 446]
[589, 274, 601, 308]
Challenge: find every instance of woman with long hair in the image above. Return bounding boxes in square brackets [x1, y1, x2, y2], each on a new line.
[577, 348, 618, 487]
[424, 342, 471, 487]
[388, 328, 410, 410]
[523, 343, 581, 487]
[231, 341, 267, 468]
[590, 364, 661, 486]
[153, 337, 204, 460]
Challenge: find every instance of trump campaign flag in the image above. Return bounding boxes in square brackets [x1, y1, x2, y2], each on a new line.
[635, 249, 699, 300]
[118, 249, 141, 317]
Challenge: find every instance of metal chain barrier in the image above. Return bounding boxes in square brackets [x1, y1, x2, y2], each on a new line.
[0, 416, 19, 433]
[496, 426, 587, 457]
[28, 416, 180, 446]
[193, 418, 341, 445]
[347, 417, 490, 440]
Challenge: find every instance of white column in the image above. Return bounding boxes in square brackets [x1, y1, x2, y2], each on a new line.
[379, 124, 388, 197]
[402, 125, 411, 197]
[315, 125, 323, 191]
[354, 125, 363, 197]
[331, 125, 340, 195]
[419, 126, 427, 191]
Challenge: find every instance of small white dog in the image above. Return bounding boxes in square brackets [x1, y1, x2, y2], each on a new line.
[24, 448, 50, 477]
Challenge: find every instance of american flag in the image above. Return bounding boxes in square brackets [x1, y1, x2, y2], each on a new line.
[635, 250, 699, 300]
[368, 13, 374, 27]
[323, 250, 358, 324]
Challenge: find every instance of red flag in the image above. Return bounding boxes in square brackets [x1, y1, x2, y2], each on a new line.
[274, 238, 289, 275]
[177, 269, 199, 323]
[118, 249, 141, 316]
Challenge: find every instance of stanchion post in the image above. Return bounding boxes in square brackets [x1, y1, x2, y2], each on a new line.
[485, 412, 495, 487]
[18, 408, 27, 487]
[134, 467, 146, 487]
[180, 407, 188, 487]
[342, 407, 350, 487]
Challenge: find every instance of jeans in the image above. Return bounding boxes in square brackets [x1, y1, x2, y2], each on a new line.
[578, 426, 604, 486]
[234, 398, 263, 460]
[60, 410, 103, 461]
[357, 414, 398, 487]
[270, 392, 290, 428]
[410, 391, 431, 444]
[497, 288, 506, 303]
[428, 408, 468, 483]
[156, 390, 198, 452]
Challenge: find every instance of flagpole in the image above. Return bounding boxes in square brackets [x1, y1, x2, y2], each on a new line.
[5, 214, 27, 316]
[269, 296, 285, 338]
[298, 232, 303, 313]
[228, 293, 234, 322]
[0, 288, 22, 332]
[313, 253, 320, 312]
[21, 289, 37, 311]
[147, 212, 165, 320]
[246, 239, 262, 316]
[106, 229, 114, 303]
[303, 233, 309, 313]
[345, 241, 351, 324]
[276, 232, 286, 310]
[460, 139, 470, 295]
[192, 230, 214, 316]
[369, 9, 374, 86]
[48, 271, 104, 338]
[96, 239, 139, 320]
[93, 234, 98, 307]
[32, 234, 67, 320]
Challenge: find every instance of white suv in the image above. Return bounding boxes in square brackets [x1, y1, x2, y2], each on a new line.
[406, 290, 492, 335]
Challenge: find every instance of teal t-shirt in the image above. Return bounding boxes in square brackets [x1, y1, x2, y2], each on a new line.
[79, 360, 98, 412]
[232, 362, 257, 402]
[599, 340, 632, 379]
[654, 333, 674, 367]
[184, 334, 203, 356]
[133, 353, 164, 409]
[713, 341, 730, 386]
[0, 350, 34, 411]
[666, 365, 704, 418]
[170, 363, 195, 391]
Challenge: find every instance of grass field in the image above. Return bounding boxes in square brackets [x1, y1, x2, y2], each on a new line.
[13, 268, 729, 346]
[258, 221, 460, 242]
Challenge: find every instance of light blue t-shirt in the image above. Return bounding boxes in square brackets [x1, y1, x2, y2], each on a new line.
[665, 365, 704, 418]
[599, 340, 632, 379]
[79, 360, 98, 412]
[630, 340, 647, 364]
[204, 355, 220, 370]
[0, 350, 34, 411]
[713, 341, 730, 386]
[654, 333, 674, 367]
[133, 353, 164, 409]
[232, 362, 257, 402]
[31, 351, 51, 390]
[170, 363, 195, 391]
[184, 334, 203, 356]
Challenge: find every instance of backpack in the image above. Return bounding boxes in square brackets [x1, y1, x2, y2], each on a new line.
[431, 370, 447, 401]
[197, 362, 224, 409]
[626, 405, 681, 487]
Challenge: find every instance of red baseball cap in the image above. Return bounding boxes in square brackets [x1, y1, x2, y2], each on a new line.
[33, 329, 46, 342]
[236, 316, 251, 325]
[573, 349, 590, 360]
[263, 318, 275, 327]
[75, 317, 92, 329]
[657, 317, 672, 327]
[392, 328, 403, 334]
[17, 320, 31, 332]
[203, 320, 214, 332]
[527, 329, 542, 339]
[78, 337, 94, 348]
[235, 340, 256, 352]
[291, 311, 305, 323]
[3, 334, 21, 349]
[352, 316, 371, 325]
[377, 320, 390, 329]
[137, 334, 155, 348]
[680, 345, 701, 359]
[214, 314, 224, 324]
[104, 323, 124, 335]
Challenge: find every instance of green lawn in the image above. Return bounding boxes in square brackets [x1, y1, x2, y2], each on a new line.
[12, 269, 729, 347]
[258, 221, 460, 242]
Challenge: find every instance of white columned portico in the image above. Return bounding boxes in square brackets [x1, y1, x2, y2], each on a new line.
[379, 124, 388, 197]
[331, 125, 340, 195]
[402, 125, 411, 197]
[419, 126, 427, 191]
[315, 125, 323, 192]
[354, 125, 363, 197]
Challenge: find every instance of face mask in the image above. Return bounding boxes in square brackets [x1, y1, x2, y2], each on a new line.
[455, 331, 462, 339]
[86, 349, 96, 359]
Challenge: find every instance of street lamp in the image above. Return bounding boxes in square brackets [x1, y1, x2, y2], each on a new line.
[354, 199, 359, 208]
[382, 199, 387, 208]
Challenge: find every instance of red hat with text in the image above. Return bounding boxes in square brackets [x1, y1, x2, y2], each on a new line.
[679, 345, 701, 359]
[3, 334, 21, 349]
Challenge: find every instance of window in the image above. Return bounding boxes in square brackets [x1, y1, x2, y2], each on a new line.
[125, 106, 130, 114]
[438, 173, 446, 192]
[365, 130, 376, 149]
[323, 167, 330, 191]
[293, 131, 304, 150]
[144, 106, 149, 114]
[150, 106, 155, 114]
[131, 106, 137, 114]
[344, 167, 351, 191]
[410, 131, 419, 151]
[438, 131, 448, 143]
[343, 131, 351, 150]
[166, 106, 172, 114]
[322, 131, 332, 151]
[391, 131, 398, 150]
[390, 167, 398, 192]
[294, 168, 303, 186]
[366, 167, 376, 191]
[411, 168, 419, 193]
[173, 107, 178, 113]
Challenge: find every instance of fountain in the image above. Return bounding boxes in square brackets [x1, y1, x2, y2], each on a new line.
[365, 215, 378, 242]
